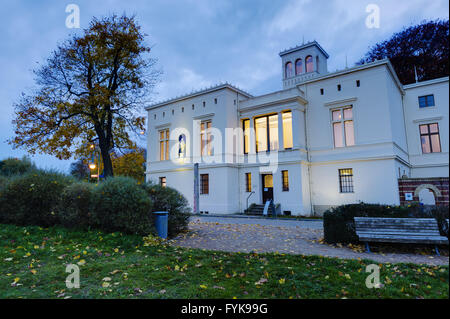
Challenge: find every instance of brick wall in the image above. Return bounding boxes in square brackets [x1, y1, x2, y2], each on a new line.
[398, 177, 449, 206]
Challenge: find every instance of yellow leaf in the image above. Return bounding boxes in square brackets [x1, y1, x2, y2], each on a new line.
[278, 278, 286, 284]
[102, 282, 110, 288]
[199, 285, 207, 289]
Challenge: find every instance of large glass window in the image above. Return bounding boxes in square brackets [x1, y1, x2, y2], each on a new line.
[255, 114, 278, 152]
[332, 107, 355, 148]
[282, 111, 293, 149]
[420, 123, 441, 153]
[305, 56, 313, 73]
[200, 121, 212, 156]
[285, 62, 293, 78]
[295, 59, 303, 75]
[243, 119, 250, 154]
[159, 129, 169, 161]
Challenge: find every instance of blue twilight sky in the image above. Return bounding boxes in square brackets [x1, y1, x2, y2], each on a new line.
[0, 0, 448, 173]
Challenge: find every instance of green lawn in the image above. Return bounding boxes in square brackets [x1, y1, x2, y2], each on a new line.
[0, 224, 448, 299]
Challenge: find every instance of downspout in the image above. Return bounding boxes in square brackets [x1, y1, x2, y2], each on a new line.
[303, 84, 315, 216]
[236, 91, 242, 213]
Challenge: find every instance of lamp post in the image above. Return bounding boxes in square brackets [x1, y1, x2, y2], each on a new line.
[88, 143, 100, 183]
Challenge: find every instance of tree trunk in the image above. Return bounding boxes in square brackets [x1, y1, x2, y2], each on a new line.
[99, 143, 114, 178]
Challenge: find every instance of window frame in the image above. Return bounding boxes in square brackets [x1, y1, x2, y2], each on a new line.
[200, 174, 209, 195]
[242, 119, 250, 154]
[295, 58, 303, 75]
[245, 173, 252, 192]
[285, 61, 293, 78]
[419, 123, 441, 154]
[254, 113, 279, 153]
[305, 55, 313, 73]
[331, 106, 355, 148]
[338, 169, 354, 193]
[200, 120, 212, 157]
[159, 128, 170, 161]
[281, 170, 289, 192]
[418, 95, 435, 108]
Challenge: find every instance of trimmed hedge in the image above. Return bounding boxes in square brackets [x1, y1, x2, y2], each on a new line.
[58, 182, 95, 229]
[141, 183, 191, 237]
[92, 177, 154, 235]
[0, 168, 191, 237]
[0, 171, 74, 227]
[323, 202, 448, 244]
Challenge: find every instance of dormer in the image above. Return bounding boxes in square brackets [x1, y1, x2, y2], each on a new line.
[280, 41, 329, 89]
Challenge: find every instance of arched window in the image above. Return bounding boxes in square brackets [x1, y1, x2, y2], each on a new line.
[305, 55, 313, 73]
[178, 134, 186, 158]
[295, 59, 303, 75]
[285, 62, 293, 78]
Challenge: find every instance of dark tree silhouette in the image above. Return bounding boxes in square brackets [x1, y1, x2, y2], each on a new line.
[70, 159, 90, 180]
[359, 19, 449, 84]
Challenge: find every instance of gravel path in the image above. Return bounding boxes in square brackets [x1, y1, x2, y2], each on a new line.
[170, 217, 449, 266]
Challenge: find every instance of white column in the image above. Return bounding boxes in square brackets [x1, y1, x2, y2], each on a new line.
[278, 112, 284, 151]
[292, 108, 301, 150]
[249, 117, 256, 155]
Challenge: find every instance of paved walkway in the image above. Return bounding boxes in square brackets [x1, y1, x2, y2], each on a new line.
[169, 216, 449, 266]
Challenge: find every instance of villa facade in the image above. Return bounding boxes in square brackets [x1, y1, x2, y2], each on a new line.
[145, 41, 449, 216]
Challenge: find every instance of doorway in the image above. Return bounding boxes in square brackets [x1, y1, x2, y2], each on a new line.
[261, 174, 274, 204]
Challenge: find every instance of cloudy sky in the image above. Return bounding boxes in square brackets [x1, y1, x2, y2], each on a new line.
[0, 0, 448, 172]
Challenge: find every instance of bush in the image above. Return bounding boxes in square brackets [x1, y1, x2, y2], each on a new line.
[429, 206, 449, 240]
[91, 177, 153, 235]
[0, 171, 74, 227]
[0, 157, 36, 177]
[58, 182, 95, 229]
[141, 183, 191, 237]
[323, 203, 418, 244]
[0, 175, 9, 191]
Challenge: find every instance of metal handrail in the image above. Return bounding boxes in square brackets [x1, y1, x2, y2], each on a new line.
[246, 191, 255, 212]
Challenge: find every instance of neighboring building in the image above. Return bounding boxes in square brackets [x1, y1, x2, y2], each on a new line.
[146, 41, 449, 216]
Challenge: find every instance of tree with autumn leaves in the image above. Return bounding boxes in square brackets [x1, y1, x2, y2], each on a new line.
[359, 19, 449, 84]
[10, 15, 160, 177]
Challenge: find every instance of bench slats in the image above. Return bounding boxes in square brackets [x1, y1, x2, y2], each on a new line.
[354, 217, 449, 246]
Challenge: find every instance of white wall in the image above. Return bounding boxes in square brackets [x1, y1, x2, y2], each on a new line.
[403, 78, 449, 178]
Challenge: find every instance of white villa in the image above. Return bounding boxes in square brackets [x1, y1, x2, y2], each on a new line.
[145, 41, 449, 216]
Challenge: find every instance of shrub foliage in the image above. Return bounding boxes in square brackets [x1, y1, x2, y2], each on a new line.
[0, 171, 73, 227]
[323, 202, 449, 244]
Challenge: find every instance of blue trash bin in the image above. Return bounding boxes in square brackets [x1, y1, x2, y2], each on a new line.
[153, 211, 168, 239]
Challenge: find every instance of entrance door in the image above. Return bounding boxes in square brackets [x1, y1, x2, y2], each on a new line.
[262, 174, 274, 203]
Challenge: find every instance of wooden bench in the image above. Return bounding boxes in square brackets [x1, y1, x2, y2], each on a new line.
[354, 217, 449, 256]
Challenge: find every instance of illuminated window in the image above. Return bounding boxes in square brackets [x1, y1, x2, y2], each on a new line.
[245, 173, 251, 192]
[159, 177, 166, 187]
[200, 120, 212, 156]
[332, 107, 354, 148]
[295, 59, 303, 75]
[285, 62, 293, 78]
[159, 129, 170, 161]
[282, 111, 293, 149]
[282, 170, 289, 191]
[305, 56, 313, 72]
[255, 114, 278, 152]
[200, 174, 209, 194]
[243, 119, 250, 154]
[178, 134, 186, 158]
[420, 123, 441, 153]
[339, 169, 353, 193]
